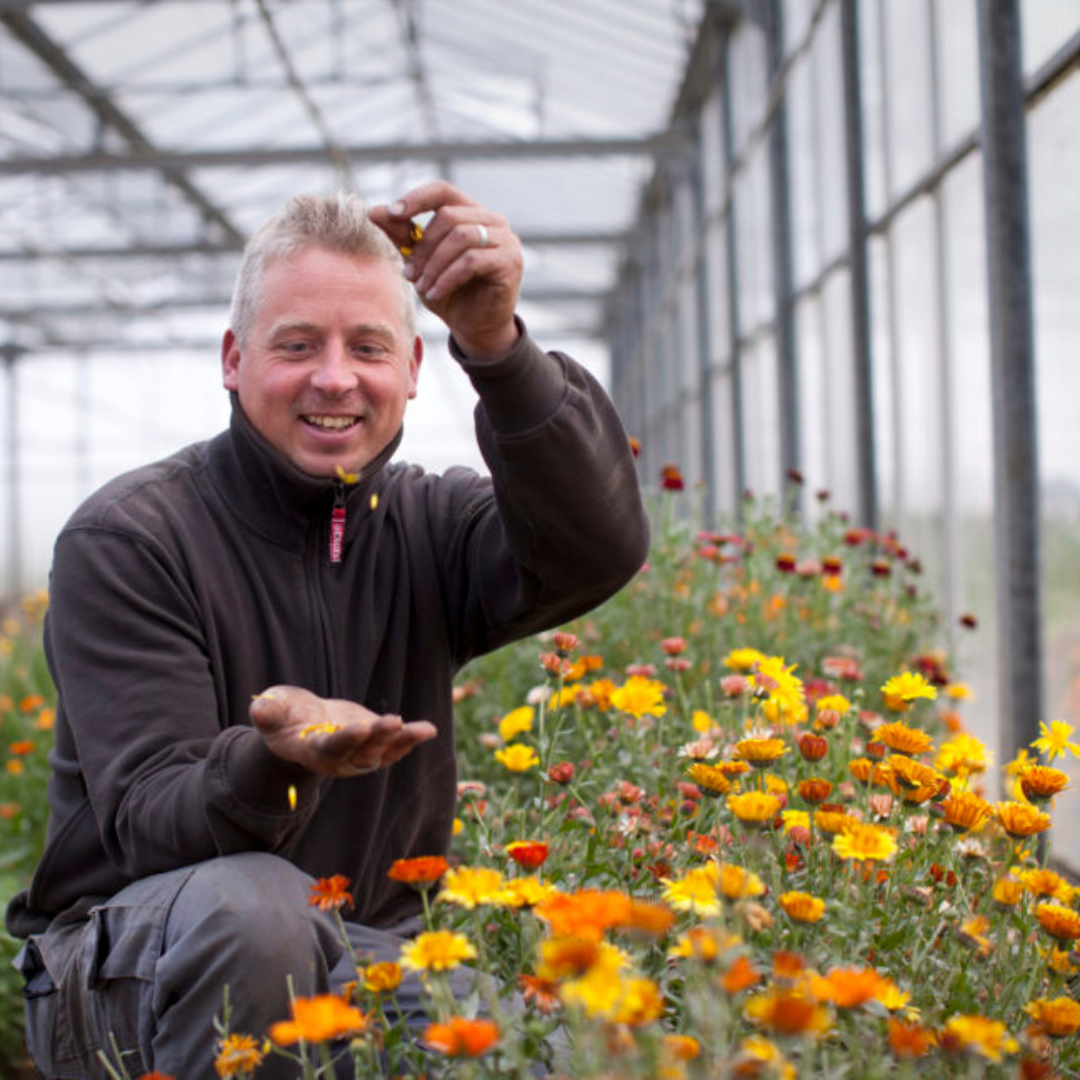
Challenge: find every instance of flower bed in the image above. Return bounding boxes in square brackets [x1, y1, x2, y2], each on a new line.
[4, 494, 1080, 1078]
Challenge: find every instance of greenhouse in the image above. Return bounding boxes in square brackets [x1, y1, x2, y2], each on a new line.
[2, 1, 1080, 1077]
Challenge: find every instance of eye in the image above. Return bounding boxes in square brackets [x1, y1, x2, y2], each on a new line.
[278, 340, 315, 358]
[353, 342, 389, 359]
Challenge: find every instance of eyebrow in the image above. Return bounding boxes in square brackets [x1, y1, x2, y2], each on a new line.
[266, 321, 398, 344]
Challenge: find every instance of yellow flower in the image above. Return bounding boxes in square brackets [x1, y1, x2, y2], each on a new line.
[691, 709, 714, 733]
[361, 961, 403, 994]
[1021, 867, 1074, 903]
[685, 761, 731, 796]
[717, 863, 766, 900]
[661, 865, 722, 917]
[498, 706, 534, 741]
[613, 976, 664, 1026]
[496, 875, 556, 908]
[538, 937, 620, 981]
[814, 807, 856, 835]
[875, 721, 934, 755]
[452, 817, 464, 836]
[557, 945, 628, 1017]
[494, 743, 539, 772]
[549, 685, 580, 709]
[941, 1015, 1017, 1062]
[940, 790, 993, 832]
[724, 647, 766, 671]
[944, 682, 972, 701]
[1031, 719, 1080, 762]
[832, 823, 898, 863]
[779, 891, 825, 923]
[886, 755, 940, 791]
[667, 925, 741, 963]
[780, 809, 810, 834]
[992, 878, 1024, 908]
[1034, 902, 1080, 941]
[815, 693, 851, 716]
[214, 1032, 265, 1078]
[744, 988, 831, 1038]
[959, 915, 992, 957]
[1024, 996, 1080, 1037]
[881, 671, 938, 711]
[994, 801, 1051, 839]
[733, 737, 788, 767]
[753, 656, 804, 713]
[400, 930, 477, 972]
[935, 732, 991, 777]
[437, 866, 505, 908]
[727, 791, 782, 826]
[610, 675, 667, 718]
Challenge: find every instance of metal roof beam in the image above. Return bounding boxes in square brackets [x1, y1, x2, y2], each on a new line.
[0, 9, 244, 243]
[0, 131, 691, 175]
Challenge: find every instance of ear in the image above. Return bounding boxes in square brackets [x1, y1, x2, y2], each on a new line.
[407, 335, 423, 400]
[221, 329, 241, 391]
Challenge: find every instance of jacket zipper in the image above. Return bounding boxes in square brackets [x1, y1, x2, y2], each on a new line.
[329, 480, 346, 563]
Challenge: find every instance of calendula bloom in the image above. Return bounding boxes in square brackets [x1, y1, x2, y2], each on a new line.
[940, 790, 993, 832]
[995, 801, 1052, 838]
[779, 891, 825, 923]
[667, 925, 742, 963]
[1046, 946, 1080, 977]
[942, 1015, 1017, 1062]
[498, 706, 534, 741]
[887, 755, 940, 791]
[494, 743, 539, 772]
[815, 693, 851, 717]
[214, 1032, 265, 1078]
[400, 930, 477, 972]
[615, 899, 676, 938]
[691, 709, 715, 733]
[537, 937, 613, 981]
[1024, 996, 1080, 1037]
[585, 678, 617, 710]
[848, 757, 892, 788]
[721, 955, 762, 993]
[1032, 719, 1080, 762]
[613, 976, 664, 1026]
[662, 1034, 701, 1062]
[814, 807, 856, 834]
[269, 995, 369, 1045]
[678, 737, 719, 760]
[535, 889, 632, 939]
[935, 732, 991, 777]
[744, 989, 831, 1038]
[308, 874, 353, 912]
[1034, 902, 1080, 941]
[549, 685, 580, 709]
[1019, 764, 1070, 802]
[661, 865, 722, 917]
[832, 822, 898, 863]
[361, 961, 403, 994]
[685, 761, 731, 796]
[724, 647, 766, 671]
[875, 720, 934, 755]
[496, 874, 556, 909]
[813, 966, 893, 1008]
[437, 866, 505, 908]
[959, 915, 993, 957]
[387, 855, 448, 888]
[781, 809, 809, 834]
[992, 878, 1024, 908]
[557, 945, 630, 1017]
[728, 791, 782, 827]
[1022, 867, 1074, 903]
[519, 973, 560, 1014]
[734, 737, 788, 767]
[423, 1017, 499, 1057]
[610, 675, 667, 718]
[797, 777, 833, 804]
[504, 840, 549, 871]
[887, 1018, 936, 1059]
[878, 672, 934, 712]
[717, 863, 766, 900]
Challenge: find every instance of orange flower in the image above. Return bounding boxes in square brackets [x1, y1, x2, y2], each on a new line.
[813, 966, 892, 1008]
[308, 874, 353, 912]
[1024, 996, 1080, 1037]
[519, 973, 561, 1014]
[534, 889, 632, 940]
[940, 791, 993, 832]
[504, 840, 549, 871]
[743, 989, 830, 1037]
[19, 694, 44, 713]
[734, 737, 788, 766]
[771, 951, 806, 982]
[797, 777, 833, 804]
[887, 755, 939, 791]
[814, 807, 856, 835]
[422, 1016, 499, 1057]
[779, 891, 826, 923]
[727, 791, 782, 827]
[269, 995, 369, 1045]
[616, 899, 675, 938]
[1019, 765, 1070, 802]
[361, 961, 403, 994]
[995, 801, 1052, 839]
[875, 721, 934, 755]
[721, 955, 761, 993]
[9, 740, 35, 756]
[686, 762, 731, 796]
[1035, 902, 1080, 941]
[387, 855, 449, 888]
[887, 1018, 936, 1058]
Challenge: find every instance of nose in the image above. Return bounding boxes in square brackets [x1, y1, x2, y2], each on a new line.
[309, 340, 357, 396]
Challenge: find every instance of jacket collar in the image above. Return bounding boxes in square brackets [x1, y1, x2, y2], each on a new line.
[207, 392, 402, 548]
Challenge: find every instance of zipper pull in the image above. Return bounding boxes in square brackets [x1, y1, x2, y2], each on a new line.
[329, 480, 346, 563]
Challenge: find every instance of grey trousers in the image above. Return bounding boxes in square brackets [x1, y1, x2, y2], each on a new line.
[16, 852, 468, 1080]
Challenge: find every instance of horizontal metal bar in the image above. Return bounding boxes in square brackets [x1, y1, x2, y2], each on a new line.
[0, 132, 691, 175]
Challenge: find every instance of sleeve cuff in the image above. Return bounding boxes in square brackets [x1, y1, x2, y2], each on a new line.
[222, 727, 320, 816]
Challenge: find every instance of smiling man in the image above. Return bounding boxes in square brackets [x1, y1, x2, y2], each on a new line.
[7, 184, 649, 1079]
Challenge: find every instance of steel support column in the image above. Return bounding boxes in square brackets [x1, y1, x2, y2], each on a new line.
[976, 0, 1043, 764]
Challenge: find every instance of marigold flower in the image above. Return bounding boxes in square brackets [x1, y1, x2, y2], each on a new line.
[887, 1018, 936, 1058]
[504, 840, 549, 871]
[308, 874, 353, 912]
[721, 955, 761, 993]
[779, 891, 825, 923]
[1031, 719, 1080, 762]
[423, 1016, 499, 1057]
[535, 889, 633, 939]
[995, 801, 1052, 838]
[813, 966, 893, 1008]
[9, 740, 34, 756]
[214, 1032, 265, 1078]
[875, 720, 934, 755]
[498, 706, 534, 741]
[496, 874, 556, 909]
[727, 791, 782, 827]
[992, 878, 1024, 908]
[614, 976, 664, 1026]
[724, 647, 766, 671]
[1022, 867, 1073, 903]
[437, 866, 505, 908]
[667, 925, 741, 963]
[717, 863, 766, 900]
[796, 733, 828, 761]
[616, 899, 676, 938]
[797, 777, 833, 804]
[661, 865, 722, 917]
[887, 755, 940, 791]
[494, 743, 539, 772]
[936, 732, 991, 777]
[734, 737, 789, 768]
[662, 1034, 701, 1062]
[744, 989, 830, 1038]
[1034, 902, 1080, 941]
[1019, 764, 1070, 802]
[832, 822, 897, 863]
[519, 973, 560, 1014]
[959, 915, 993, 957]
[941, 1014, 1017, 1062]
[1024, 996, 1080, 1037]
[814, 807, 856, 835]
[400, 930, 477, 972]
[387, 855, 448, 888]
[685, 761, 731, 796]
[610, 675, 667, 718]
[881, 672, 938, 711]
[361, 961, 403, 994]
[269, 995, 369, 1045]
[19, 694, 44, 713]
[940, 790, 993, 832]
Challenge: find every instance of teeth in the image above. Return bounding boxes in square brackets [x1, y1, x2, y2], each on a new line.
[305, 415, 357, 430]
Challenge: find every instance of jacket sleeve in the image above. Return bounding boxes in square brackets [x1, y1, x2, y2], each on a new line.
[437, 323, 650, 661]
[44, 523, 322, 880]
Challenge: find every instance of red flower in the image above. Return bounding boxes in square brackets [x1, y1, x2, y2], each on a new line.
[661, 637, 686, 656]
[308, 874, 354, 912]
[505, 841, 549, 871]
[660, 464, 685, 491]
[547, 761, 575, 785]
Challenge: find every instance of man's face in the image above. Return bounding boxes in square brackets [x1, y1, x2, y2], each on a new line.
[222, 246, 422, 477]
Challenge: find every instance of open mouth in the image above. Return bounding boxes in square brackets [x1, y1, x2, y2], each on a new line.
[303, 415, 361, 431]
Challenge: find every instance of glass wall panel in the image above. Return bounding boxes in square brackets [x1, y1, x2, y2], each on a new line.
[821, 269, 859, 515]
[869, 233, 899, 528]
[794, 293, 828, 525]
[740, 337, 780, 503]
[0, 362, 11, 595]
[787, 51, 821, 290]
[1028, 72, 1080, 864]
[814, 4, 848, 267]
[932, 0, 979, 149]
[711, 369, 738, 518]
[733, 149, 774, 338]
[1022, 0, 1080, 76]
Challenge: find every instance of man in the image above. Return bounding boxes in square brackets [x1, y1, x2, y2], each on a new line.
[7, 183, 649, 1078]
